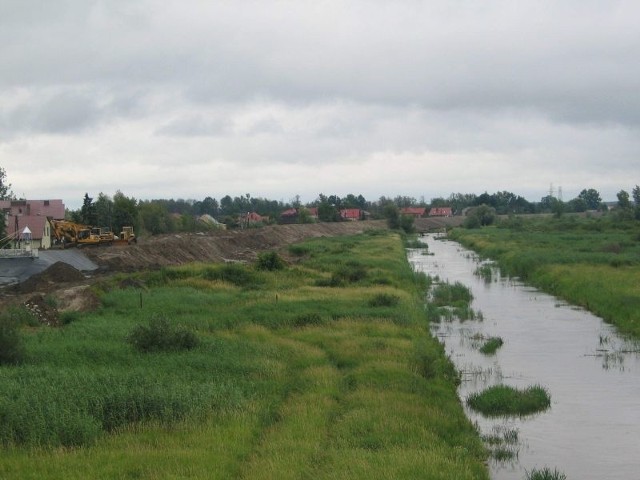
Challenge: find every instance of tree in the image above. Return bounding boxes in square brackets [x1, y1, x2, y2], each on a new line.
[138, 201, 174, 235]
[578, 188, 602, 210]
[112, 191, 138, 234]
[464, 204, 496, 228]
[617, 190, 631, 209]
[80, 193, 97, 225]
[567, 197, 587, 213]
[384, 203, 400, 229]
[0, 167, 14, 201]
[94, 193, 114, 229]
[632, 185, 640, 206]
[633, 185, 640, 220]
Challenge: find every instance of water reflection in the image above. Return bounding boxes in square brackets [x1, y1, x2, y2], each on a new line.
[409, 234, 640, 480]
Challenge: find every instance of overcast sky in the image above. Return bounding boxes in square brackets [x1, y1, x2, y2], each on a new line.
[1, 1, 639, 210]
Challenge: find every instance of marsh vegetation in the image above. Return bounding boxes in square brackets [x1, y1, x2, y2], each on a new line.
[0, 231, 488, 479]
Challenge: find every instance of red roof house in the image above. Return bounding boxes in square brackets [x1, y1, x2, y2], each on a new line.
[340, 209, 362, 221]
[400, 207, 426, 218]
[429, 207, 453, 217]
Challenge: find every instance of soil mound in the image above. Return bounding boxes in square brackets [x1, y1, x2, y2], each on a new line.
[83, 220, 387, 272]
[18, 261, 86, 293]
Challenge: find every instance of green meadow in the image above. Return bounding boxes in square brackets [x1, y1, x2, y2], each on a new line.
[449, 215, 640, 338]
[0, 231, 488, 479]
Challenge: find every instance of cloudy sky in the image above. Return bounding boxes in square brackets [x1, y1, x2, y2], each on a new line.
[1, 1, 639, 209]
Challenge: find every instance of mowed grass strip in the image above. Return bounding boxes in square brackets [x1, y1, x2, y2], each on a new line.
[0, 231, 488, 479]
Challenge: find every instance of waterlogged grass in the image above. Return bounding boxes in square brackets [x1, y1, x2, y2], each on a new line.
[427, 280, 482, 322]
[0, 231, 489, 479]
[450, 216, 640, 338]
[526, 467, 567, 480]
[467, 385, 551, 417]
[479, 336, 504, 355]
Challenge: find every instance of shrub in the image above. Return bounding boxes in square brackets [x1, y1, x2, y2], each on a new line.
[0, 314, 26, 365]
[256, 251, 286, 271]
[203, 263, 263, 288]
[288, 244, 310, 256]
[369, 293, 400, 307]
[127, 315, 199, 353]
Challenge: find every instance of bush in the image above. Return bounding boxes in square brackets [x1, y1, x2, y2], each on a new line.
[203, 263, 263, 288]
[0, 314, 26, 365]
[256, 251, 286, 271]
[127, 315, 199, 353]
[369, 293, 400, 307]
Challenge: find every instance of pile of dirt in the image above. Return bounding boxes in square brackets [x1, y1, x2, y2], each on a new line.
[18, 261, 86, 293]
[54, 285, 101, 313]
[24, 294, 60, 326]
[83, 220, 388, 272]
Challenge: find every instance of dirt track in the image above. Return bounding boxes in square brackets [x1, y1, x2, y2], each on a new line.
[83, 220, 388, 272]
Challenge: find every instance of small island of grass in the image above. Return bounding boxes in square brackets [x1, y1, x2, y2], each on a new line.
[467, 384, 551, 417]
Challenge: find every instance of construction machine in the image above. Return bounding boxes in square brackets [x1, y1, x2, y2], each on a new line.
[115, 226, 137, 245]
[50, 220, 101, 248]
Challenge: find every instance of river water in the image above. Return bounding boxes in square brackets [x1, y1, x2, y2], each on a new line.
[408, 234, 640, 480]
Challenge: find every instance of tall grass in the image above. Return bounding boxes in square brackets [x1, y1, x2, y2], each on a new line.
[450, 217, 640, 338]
[0, 231, 489, 479]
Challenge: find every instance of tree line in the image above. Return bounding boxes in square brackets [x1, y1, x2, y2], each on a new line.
[67, 187, 640, 237]
[1, 167, 639, 240]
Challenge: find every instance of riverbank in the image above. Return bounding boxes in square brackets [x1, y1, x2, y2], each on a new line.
[0, 231, 488, 479]
[448, 216, 640, 338]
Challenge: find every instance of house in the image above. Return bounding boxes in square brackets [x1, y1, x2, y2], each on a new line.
[240, 212, 269, 227]
[1, 199, 64, 250]
[400, 207, 426, 218]
[339, 209, 362, 221]
[429, 207, 453, 217]
[280, 208, 299, 224]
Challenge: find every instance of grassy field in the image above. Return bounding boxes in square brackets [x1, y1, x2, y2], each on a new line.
[449, 215, 640, 338]
[0, 231, 488, 479]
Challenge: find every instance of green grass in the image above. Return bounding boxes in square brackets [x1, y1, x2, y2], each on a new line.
[0, 231, 489, 479]
[525, 467, 567, 480]
[450, 216, 640, 338]
[467, 385, 551, 417]
[479, 336, 504, 355]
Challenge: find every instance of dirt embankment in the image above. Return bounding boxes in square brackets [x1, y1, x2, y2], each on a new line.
[82, 220, 387, 272]
[0, 221, 386, 317]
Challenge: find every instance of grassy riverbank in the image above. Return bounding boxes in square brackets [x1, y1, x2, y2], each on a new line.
[449, 216, 640, 338]
[0, 231, 488, 479]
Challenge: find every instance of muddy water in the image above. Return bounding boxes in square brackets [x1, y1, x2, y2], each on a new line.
[408, 235, 640, 480]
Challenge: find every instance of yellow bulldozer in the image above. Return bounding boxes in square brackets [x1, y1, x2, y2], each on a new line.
[50, 221, 137, 248]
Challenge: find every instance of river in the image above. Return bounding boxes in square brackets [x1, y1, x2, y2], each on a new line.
[408, 234, 640, 480]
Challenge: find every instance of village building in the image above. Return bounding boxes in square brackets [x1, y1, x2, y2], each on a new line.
[339, 208, 363, 221]
[1, 199, 64, 250]
[400, 207, 426, 218]
[429, 207, 453, 217]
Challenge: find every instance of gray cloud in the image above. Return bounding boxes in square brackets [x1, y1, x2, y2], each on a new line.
[1, 1, 639, 207]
